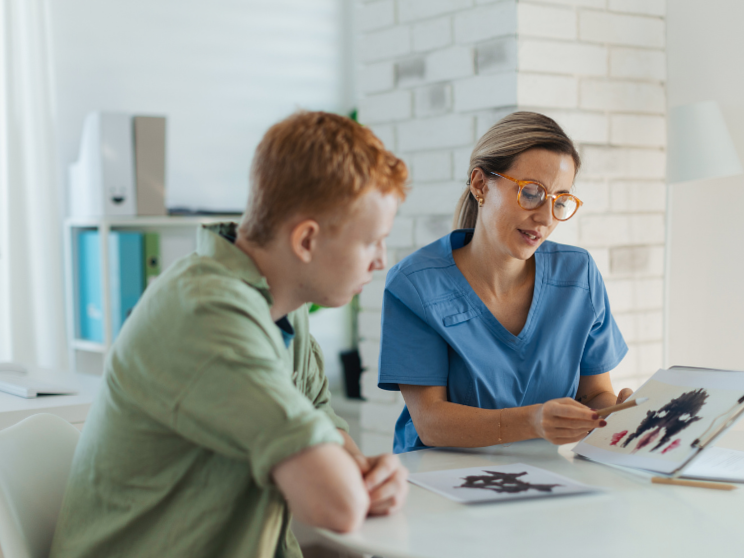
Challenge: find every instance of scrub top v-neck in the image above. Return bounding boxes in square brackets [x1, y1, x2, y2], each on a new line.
[378, 229, 627, 453]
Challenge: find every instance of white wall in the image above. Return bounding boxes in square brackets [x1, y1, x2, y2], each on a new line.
[50, 0, 348, 212]
[666, 0, 744, 369]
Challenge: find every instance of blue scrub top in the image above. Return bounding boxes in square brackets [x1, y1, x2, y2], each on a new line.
[378, 229, 628, 453]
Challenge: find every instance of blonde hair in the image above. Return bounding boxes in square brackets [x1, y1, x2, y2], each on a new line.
[453, 111, 581, 230]
[241, 111, 408, 245]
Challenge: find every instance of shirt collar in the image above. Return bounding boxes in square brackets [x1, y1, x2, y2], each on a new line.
[196, 222, 273, 305]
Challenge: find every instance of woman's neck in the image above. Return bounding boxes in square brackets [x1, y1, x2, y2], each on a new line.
[454, 231, 534, 298]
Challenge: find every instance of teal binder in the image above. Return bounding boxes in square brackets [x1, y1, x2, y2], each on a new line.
[109, 232, 144, 339]
[78, 230, 103, 342]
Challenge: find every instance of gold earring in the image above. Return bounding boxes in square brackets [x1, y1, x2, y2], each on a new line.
[477, 197, 484, 207]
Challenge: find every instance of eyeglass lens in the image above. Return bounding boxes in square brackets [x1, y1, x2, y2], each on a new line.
[519, 183, 579, 220]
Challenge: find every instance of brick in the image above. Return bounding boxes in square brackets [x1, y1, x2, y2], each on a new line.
[605, 279, 634, 312]
[387, 216, 415, 247]
[358, 310, 383, 340]
[360, 400, 405, 433]
[367, 124, 396, 151]
[628, 214, 665, 244]
[518, 74, 577, 108]
[415, 83, 453, 117]
[454, 72, 518, 112]
[399, 0, 474, 23]
[580, 146, 666, 179]
[519, 40, 607, 76]
[580, 214, 631, 247]
[542, 110, 608, 144]
[610, 246, 658, 275]
[426, 45, 475, 82]
[636, 310, 663, 340]
[396, 57, 426, 86]
[518, 3, 577, 40]
[454, 145, 475, 181]
[399, 182, 465, 215]
[359, 278, 386, 310]
[609, 344, 638, 379]
[610, 48, 666, 81]
[358, 0, 396, 32]
[580, 80, 665, 113]
[634, 278, 663, 309]
[610, 180, 666, 212]
[415, 214, 454, 246]
[454, 2, 518, 43]
[587, 247, 610, 277]
[547, 217, 579, 246]
[476, 37, 518, 74]
[359, 26, 411, 62]
[610, 114, 666, 147]
[359, 339, 381, 370]
[609, 0, 666, 17]
[613, 313, 637, 343]
[413, 16, 453, 52]
[398, 114, 475, 151]
[359, 90, 413, 124]
[574, 179, 609, 213]
[359, 61, 395, 94]
[412, 150, 454, 182]
[638, 342, 663, 374]
[507, 0, 603, 6]
[580, 11, 665, 48]
[475, 108, 516, 138]
[360, 432, 396, 455]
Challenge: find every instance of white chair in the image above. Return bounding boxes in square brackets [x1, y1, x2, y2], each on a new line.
[0, 414, 80, 558]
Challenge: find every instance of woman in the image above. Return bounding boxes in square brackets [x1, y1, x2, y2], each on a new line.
[378, 112, 631, 453]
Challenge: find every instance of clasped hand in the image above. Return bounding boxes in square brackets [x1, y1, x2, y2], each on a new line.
[353, 453, 409, 516]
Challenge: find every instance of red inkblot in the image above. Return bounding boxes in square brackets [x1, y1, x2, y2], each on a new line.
[610, 430, 628, 446]
[633, 428, 661, 453]
[662, 439, 681, 454]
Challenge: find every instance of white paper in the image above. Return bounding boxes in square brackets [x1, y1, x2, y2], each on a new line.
[408, 463, 600, 504]
[573, 367, 744, 474]
[681, 447, 744, 482]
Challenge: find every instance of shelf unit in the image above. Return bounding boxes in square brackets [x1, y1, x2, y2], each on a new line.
[63, 215, 238, 375]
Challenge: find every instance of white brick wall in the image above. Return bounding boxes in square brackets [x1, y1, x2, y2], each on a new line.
[354, 0, 666, 454]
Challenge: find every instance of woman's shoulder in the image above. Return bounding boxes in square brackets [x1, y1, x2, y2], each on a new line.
[385, 233, 462, 299]
[537, 241, 599, 287]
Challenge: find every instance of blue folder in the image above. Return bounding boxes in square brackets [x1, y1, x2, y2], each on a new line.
[78, 230, 103, 342]
[109, 232, 144, 339]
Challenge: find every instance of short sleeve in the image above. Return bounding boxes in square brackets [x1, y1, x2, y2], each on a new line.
[378, 270, 450, 391]
[174, 353, 344, 488]
[304, 335, 349, 432]
[580, 257, 628, 375]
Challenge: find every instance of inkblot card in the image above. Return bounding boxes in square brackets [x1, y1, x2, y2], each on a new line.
[574, 367, 744, 475]
[408, 463, 600, 504]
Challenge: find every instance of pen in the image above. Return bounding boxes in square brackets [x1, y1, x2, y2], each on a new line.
[596, 397, 649, 418]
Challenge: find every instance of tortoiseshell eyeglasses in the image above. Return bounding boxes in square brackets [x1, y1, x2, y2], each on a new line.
[489, 171, 583, 221]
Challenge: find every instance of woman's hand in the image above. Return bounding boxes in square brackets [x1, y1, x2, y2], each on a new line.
[616, 388, 633, 405]
[531, 397, 606, 445]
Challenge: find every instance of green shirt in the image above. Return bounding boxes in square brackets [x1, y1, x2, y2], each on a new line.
[50, 223, 347, 558]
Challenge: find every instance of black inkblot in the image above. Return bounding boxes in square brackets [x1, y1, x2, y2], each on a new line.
[456, 471, 561, 494]
[622, 388, 709, 452]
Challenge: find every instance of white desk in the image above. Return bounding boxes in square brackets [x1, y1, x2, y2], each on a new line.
[317, 431, 744, 558]
[0, 371, 102, 431]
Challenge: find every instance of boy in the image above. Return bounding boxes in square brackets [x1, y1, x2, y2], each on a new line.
[50, 111, 409, 558]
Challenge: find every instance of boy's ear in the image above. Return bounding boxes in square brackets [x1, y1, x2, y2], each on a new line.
[290, 219, 320, 263]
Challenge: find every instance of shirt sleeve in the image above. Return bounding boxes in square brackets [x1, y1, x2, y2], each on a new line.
[580, 255, 629, 375]
[378, 269, 450, 391]
[171, 301, 344, 488]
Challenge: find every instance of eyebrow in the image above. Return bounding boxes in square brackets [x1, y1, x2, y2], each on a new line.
[523, 177, 572, 195]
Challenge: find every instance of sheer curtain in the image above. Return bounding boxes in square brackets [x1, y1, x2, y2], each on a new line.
[0, 0, 67, 368]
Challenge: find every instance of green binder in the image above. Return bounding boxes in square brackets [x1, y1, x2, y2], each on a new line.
[144, 232, 161, 287]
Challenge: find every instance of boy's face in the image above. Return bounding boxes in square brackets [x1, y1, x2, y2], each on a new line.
[309, 188, 398, 308]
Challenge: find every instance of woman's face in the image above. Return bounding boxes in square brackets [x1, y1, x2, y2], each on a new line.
[472, 148, 576, 262]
